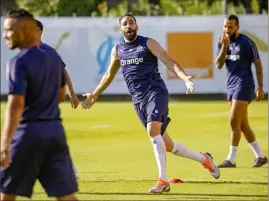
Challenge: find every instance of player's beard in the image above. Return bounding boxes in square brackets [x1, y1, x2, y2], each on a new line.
[229, 32, 237, 41]
[6, 40, 17, 49]
[123, 28, 137, 42]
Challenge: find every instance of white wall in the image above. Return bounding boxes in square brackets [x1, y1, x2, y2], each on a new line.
[1, 15, 268, 94]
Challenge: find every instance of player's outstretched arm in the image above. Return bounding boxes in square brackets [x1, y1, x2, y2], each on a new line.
[147, 39, 189, 81]
[215, 34, 229, 69]
[147, 39, 194, 93]
[82, 46, 120, 109]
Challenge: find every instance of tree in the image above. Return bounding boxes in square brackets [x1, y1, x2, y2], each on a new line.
[16, 0, 96, 16]
[15, 0, 263, 16]
[15, 0, 59, 16]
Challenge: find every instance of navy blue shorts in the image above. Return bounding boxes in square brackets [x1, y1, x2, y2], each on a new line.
[227, 86, 255, 102]
[0, 121, 78, 198]
[134, 91, 171, 135]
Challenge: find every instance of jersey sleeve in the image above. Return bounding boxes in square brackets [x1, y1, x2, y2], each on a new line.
[248, 39, 260, 62]
[56, 53, 66, 87]
[6, 59, 28, 96]
[57, 53, 66, 68]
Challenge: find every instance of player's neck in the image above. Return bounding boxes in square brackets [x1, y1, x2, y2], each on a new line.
[124, 35, 138, 44]
[19, 39, 40, 50]
[235, 32, 240, 39]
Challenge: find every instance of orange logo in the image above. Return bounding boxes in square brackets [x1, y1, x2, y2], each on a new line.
[166, 32, 213, 79]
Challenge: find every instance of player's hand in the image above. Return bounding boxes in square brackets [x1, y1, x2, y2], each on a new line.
[184, 76, 194, 94]
[81, 93, 97, 109]
[0, 142, 11, 168]
[256, 87, 264, 101]
[219, 34, 230, 47]
[69, 95, 80, 109]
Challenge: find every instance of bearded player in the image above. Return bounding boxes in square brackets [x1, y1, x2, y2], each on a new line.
[82, 13, 220, 194]
[215, 15, 267, 168]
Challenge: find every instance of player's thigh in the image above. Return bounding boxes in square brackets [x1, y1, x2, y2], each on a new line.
[146, 92, 170, 136]
[38, 128, 78, 197]
[230, 99, 249, 127]
[0, 129, 46, 198]
[147, 121, 163, 137]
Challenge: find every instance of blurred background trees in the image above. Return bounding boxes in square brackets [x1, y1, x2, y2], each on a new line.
[1, 0, 268, 16]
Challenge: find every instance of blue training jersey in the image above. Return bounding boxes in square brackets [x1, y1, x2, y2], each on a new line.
[216, 33, 260, 90]
[116, 35, 168, 103]
[6, 43, 66, 124]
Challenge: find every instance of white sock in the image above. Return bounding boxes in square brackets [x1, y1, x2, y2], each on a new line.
[249, 141, 265, 158]
[226, 145, 237, 164]
[151, 135, 168, 182]
[172, 142, 206, 163]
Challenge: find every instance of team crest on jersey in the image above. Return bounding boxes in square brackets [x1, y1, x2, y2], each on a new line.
[234, 45, 240, 53]
[137, 45, 145, 53]
[229, 44, 240, 53]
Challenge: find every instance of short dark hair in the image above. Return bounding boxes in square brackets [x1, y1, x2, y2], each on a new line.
[36, 20, 43, 32]
[227, 14, 239, 25]
[119, 13, 136, 25]
[6, 8, 34, 19]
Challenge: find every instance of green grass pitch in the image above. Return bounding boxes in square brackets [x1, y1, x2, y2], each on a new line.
[0, 100, 268, 200]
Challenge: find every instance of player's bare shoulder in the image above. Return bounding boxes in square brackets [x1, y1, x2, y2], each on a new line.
[146, 38, 159, 50]
[111, 45, 119, 61]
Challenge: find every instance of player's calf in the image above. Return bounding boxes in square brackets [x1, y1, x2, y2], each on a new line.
[147, 122, 168, 182]
[241, 117, 267, 167]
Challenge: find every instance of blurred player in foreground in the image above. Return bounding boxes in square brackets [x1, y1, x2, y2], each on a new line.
[82, 13, 220, 194]
[0, 9, 78, 200]
[215, 15, 267, 168]
[35, 20, 80, 179]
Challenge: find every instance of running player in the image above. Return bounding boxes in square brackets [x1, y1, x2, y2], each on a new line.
[0, 9, 78, 200]
[215, 15, 267, 168]
[82, 13, 220, 194]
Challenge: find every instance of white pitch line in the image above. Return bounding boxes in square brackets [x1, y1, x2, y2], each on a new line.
[78, 178, 268, 184]
[90, 124, 111, 129]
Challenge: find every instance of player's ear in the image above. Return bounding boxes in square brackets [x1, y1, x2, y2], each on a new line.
[119, 27, 123, 34]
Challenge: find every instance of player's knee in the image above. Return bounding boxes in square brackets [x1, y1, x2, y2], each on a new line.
[241, 120, 251, 134]
[229, 116, 241, 131]
[147, 121, 162, 137]
[165, 142, 173, 152]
